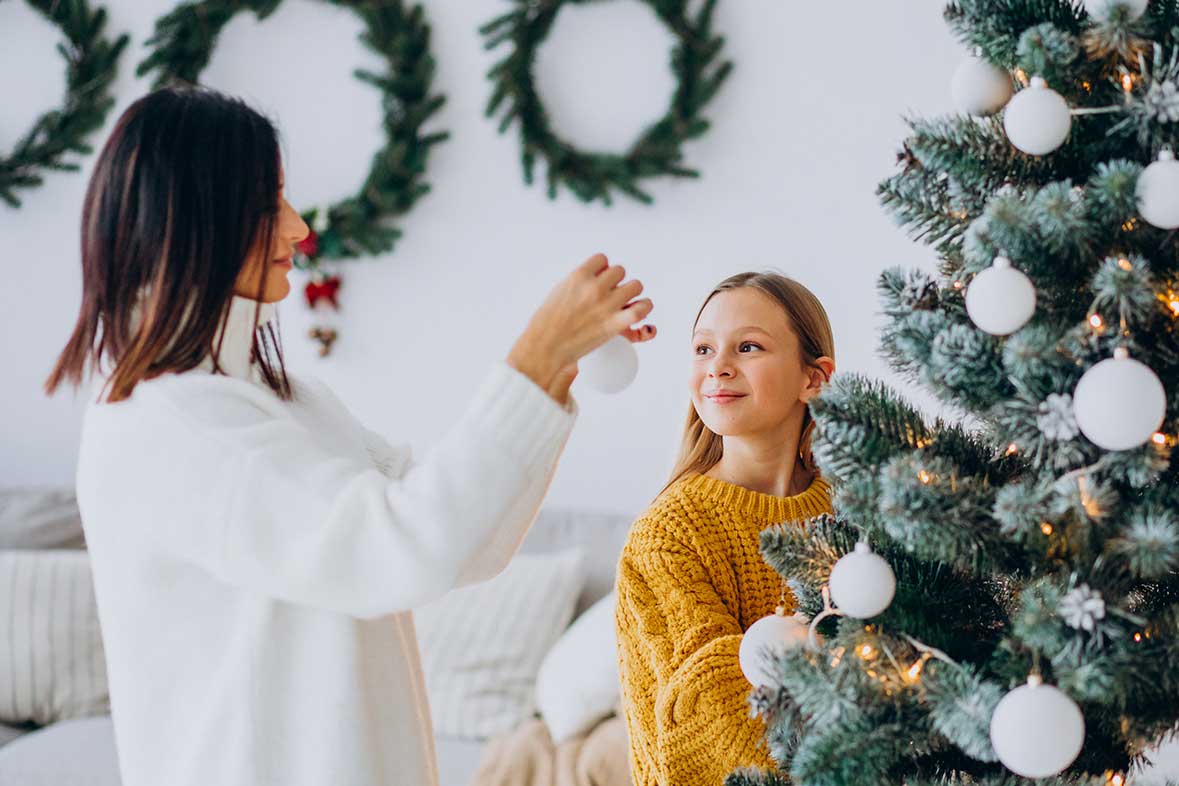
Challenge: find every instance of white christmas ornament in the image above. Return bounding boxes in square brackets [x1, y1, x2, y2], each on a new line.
[952, 54, 1014, 116]
[1083, 0, 1149, 22]
[1136, 149, 1179, 229]
[965, 255, 1037, 335]
[1004, 77, 1072, 156]
[580, 335, 639, 394]
[738, 607, 811, 687]
[828, 542, 896, 619]
[990, 675, 1085, 778]
[1072, 347, 1166, 451]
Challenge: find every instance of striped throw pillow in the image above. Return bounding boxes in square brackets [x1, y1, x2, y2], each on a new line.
[414, 549, 585, 739]
[0, 551, 109, 726]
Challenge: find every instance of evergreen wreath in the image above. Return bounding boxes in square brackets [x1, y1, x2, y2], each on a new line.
[480, 0, 732, 206]
[137, 0, 449, 270]
[0, 0, 128, 208]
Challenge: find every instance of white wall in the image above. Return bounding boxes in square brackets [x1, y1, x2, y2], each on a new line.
[1, 0, 960, 517]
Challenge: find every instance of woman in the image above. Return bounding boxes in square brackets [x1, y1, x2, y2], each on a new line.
[615, 272, 834, 786]
[45, 86, 655, 786]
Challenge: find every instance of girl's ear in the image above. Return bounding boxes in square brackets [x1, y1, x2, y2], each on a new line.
[801, 356, 835, 403]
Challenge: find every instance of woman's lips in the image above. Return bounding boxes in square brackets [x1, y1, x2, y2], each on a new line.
[705, 393, 746, 404]
[272, 255, 293, 269]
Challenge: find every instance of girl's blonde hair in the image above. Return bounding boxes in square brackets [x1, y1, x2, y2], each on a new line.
[664, 271, 835, 494]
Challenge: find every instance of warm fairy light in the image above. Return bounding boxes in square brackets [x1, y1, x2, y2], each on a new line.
[830, 645, 845, 667]
[1015, 68, 1028, 84]
[1168, 297, 1179, 316]
[1041, 522, 1054, 536]
[1106, 772, 1126, 786]
[1134, 632, 1143, 642]
[1082, 80, 1092, 90]
[918, 470, 933, 484]
[1122, 218, 1137, 231]
[952, 280, 964, 290]
[1153, 432, 1168, 446]
[858, 643, 875, 660]
[1122, 73, 1134, 92]
[1118, 258, 1133, 271]
[905, 660, 925, 683]
[1089, 314, 1105, 329]
[1005, 443, 1019, 456]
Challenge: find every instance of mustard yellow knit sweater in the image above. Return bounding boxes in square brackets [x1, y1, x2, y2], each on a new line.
[615, 471, 833, 786]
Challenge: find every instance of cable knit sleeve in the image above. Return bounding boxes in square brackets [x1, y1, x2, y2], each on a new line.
[615, 521, 774, 786]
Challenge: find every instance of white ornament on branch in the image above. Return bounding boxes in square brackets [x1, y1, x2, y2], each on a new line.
[1083, 0, 1149, 22]
[965, 254, 1036, 335]
[828, 542, 896, 619]
[1004, 76, 1071, 156]
[1072, 347, 1166, 451]
[990, 675, 1085, 778]
[952, 51, 1014, 116]
[738, 606, 811, 687]
[1136, 149, 1179, 230]
[1058, 583, 1106, 631]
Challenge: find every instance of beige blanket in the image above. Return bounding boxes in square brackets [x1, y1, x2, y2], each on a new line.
[469, 703, 631, 786]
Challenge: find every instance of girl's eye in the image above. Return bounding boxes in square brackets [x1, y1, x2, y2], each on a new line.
[694, 345, 712, 356]
[739, 342, 763, 352]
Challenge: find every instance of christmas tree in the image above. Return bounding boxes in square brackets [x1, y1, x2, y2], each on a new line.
[727, 2, 1179, 785]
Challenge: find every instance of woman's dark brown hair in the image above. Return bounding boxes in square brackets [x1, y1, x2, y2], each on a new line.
[46, 85, 290, 402]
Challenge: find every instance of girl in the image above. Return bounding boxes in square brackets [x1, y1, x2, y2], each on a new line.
[615, 272, 835, 786]
[45, 86, 655, 786]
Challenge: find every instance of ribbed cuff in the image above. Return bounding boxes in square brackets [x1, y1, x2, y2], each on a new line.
[464, 362, 577, 469]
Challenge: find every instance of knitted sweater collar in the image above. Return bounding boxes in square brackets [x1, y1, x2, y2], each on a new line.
[199, 295, 277, 381]
[680, 471, 832, 522]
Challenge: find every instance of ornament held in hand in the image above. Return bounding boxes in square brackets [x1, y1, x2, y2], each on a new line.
[1072, 347, 1166, 451]
[1004, 76, 1071, 156]
[580, 335, 639, 394]
[952, 53, 1013, 116]
[965, 255, 1036, 335]
[738, 606, 810, 687]
[828, 542, 896, 619]
[990, 675, 1084, 778]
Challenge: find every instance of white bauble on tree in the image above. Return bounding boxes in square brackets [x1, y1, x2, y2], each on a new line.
[828, 542, 896, 619]
[965, 255, 1036, 335]
[952, 53, 1014, 116]
[1004, 76, 1071, 155]
[738, 606, 811, 687]
[990, 676, 1085, 778]
[580, 335, 638, 394]
[1083, 0, 1149, 21]
[1136, 149, 1179, 229]
[1072, 347, 1166, 451]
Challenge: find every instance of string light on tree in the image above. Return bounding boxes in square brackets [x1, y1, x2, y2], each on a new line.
[580, 335, 638, 394]
[951, 49, 1013, 116]
[1083, 0, 1149, 21]
[990, 675, 1085, 778]
[1004, 77, 1071, 155]
[738, 606, 811, 687]
[965, 254, 1036, 335]
[828, 542, 896, 619]
[1072, 347, 1167, 451]
[1136, 149, 1179, 229]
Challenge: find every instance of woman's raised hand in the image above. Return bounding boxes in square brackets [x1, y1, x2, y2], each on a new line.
[507, 253, 656, 405]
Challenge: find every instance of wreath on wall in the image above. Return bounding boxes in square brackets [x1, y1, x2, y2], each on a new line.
[138, 0, 449, 354]
[0, 0, 127, 208]
[479, 0, 732, 206]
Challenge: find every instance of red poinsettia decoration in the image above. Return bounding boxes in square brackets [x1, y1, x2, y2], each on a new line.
[296, 229, 319, 260]
[304, 274, 341, 310]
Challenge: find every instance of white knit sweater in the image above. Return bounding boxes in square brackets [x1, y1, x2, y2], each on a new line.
[76, 296, 576, 786]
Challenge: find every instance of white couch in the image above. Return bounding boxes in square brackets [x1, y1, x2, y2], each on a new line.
[0, 491, 633, 786]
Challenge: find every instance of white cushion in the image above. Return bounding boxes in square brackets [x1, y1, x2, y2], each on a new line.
[0, 489, 86, 550]
[415, 549, 585, 739]
[535, 591, 620, 744]
[0, 551, 109, 725]
[0, 716, 121, 786]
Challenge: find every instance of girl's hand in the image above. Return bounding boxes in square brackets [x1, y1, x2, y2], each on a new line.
[507, 253, 656, 405]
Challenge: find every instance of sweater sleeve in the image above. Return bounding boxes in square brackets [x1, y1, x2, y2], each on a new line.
[616, 529, 774, 786]
[97, 362, 574, 619]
